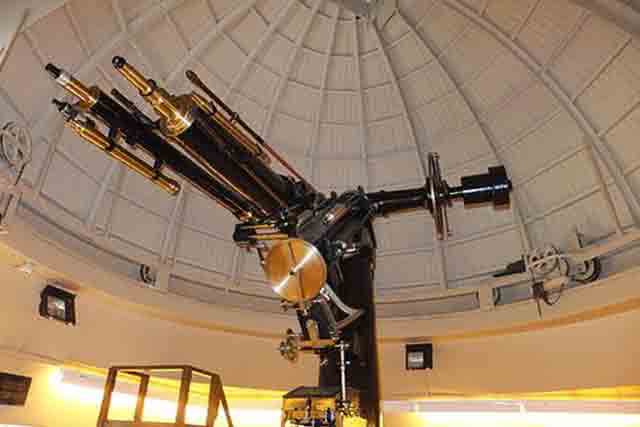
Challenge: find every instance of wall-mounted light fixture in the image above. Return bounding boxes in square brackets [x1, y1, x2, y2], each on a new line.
[405, 343, 432, 370]
[39, 284, 76, 325]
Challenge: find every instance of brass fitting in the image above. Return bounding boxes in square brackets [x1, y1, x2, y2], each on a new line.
[45, 63, 99, 110]
[112, 56, 193, 136]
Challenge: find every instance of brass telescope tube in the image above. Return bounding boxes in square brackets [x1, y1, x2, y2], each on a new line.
[60, 112, 181, 195]
[45, 64, 260, 219]
[112, 56, 193, 135]
[112, 56, 292, 217]
[45, 64, 98, 109]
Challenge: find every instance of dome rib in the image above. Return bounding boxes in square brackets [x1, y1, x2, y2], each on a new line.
[512, 0, 541, 39]
[395, 9, 532, 253]
[308, 3, 340, 182]
[261, 0, 324, 138]
[441, 0, 640, 232]
[165, 0, 258, 84]
[112, 0, 156, 84]
[353, 16, 369, 189]
[224, 0, 298, 103]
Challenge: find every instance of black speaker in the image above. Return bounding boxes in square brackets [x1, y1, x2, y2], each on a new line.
[405, 344, 433, 370]
[0, 373, 32, 406]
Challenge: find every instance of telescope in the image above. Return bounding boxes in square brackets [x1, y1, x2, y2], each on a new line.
[45, 57, 512, 427]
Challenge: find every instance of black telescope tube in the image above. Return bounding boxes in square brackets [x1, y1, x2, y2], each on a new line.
[366, 187, 432, 216]
[448, 166, 512, 207]
[174, 109, 290, 216]
[89, 91, 258, 217]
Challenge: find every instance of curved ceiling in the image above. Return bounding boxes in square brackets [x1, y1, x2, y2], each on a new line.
[1, 0, 640, 318]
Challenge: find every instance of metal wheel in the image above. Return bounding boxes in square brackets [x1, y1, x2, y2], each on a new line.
[574, 258, 601, 284]
[0, 122, 32, 171]
[427, 153, 450, 240]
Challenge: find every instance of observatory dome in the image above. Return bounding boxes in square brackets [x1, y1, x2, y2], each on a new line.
[1, 0, 640, 320]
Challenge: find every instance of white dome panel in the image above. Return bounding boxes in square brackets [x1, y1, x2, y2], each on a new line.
[363, 84, 399, 121]
[256, 0, 287, 21]
[483, 81, 560, 149]
[279, 81, 319, 121]
[231, 93, 267, 132]
[485, 0, 538, 35]
[120, 170, 175, 218]
[304, 10, 334, 52]
[41, 153, 99, 220]
[333, 20, 355, 56]
[375, 213, 434, 252]
[3, 0, 640, 316]
[278, 1, 312, 42]
[238, 63, 279, 107]
[447, 200, 515, 240]
[387, 34, 429, 79]
[182, 190, 237, 240]
[501, 112, 584, 185]
[518, 149, 600, 217]
[240, 250, 267, 281]
[326, 55, 357, 90]
[464, 52, 534, 114]
[29, 7, 88, 73]
[313, 158, 365, 190]
[316, 123, 362, 158]
[210, 0, 241, 20]
[445, 227, 521, 281]
[202, 36, 246, 84]
[322, 90, 360, 123]
[527, 192, 619, 249]
[378, 12, 409, 46]
[416, 1, 469, 54]
[356, 20, 377, 54]
[431, 122, 491, 170]
[606, 106, 640, 172]
[229, 9, 269, 54]
[67, 0, 120, 55]
[110, 195, 168, 253]
[135, 17, 186, 79]
[56, 127, 112, 182]
[0, 37, 57, 126]
[360, 52, 387, 89]
[270, 112, 312, 154]
[576, 40, 640, 133]
[398, 61, 453, 111]
[367, 115, 410, 156]
[257, 33, 293, 75]
[516, 0, 584, 65]
[291, 48, 324, 87]
[376, 250, 436, 288]
[170, 0, 214, 50]
[368, 150, 422, 189]
[412, 92, 474, 142]
[175, 227, 235, 274]
[550, 14, 628, 99]
[118, 0, 163, 23]
[442, 26, 506, 84]
[21, 138, 51, 187]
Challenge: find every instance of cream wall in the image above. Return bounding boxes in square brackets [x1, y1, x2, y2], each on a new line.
[379, 307, 640, 398]
[1, 215, 640, 407]
[0, 352, 96, 427]
[0, 263, 316, 393]
[2, 256, 640, 404]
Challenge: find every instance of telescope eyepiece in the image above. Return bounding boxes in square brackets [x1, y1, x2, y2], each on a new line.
[449, 165, 512, 208]
[45, 63, 62, 79]
[112, 56, 127, 69]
